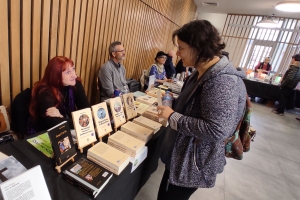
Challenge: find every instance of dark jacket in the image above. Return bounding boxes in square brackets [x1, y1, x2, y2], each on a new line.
[281, 64, 300, 89]
[167, 56, 247, 188]
[164, 56, 176, 79]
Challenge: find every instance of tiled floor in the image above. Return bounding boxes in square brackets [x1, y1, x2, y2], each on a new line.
[135, 103, 300, 200]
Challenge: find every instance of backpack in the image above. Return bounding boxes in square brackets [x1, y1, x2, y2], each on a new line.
[225, 96, 256, 160]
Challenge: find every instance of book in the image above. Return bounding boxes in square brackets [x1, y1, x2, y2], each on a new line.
[71, 108, 97, 149]
[135, 95, 157, 106]
[27, 132, 54, 158]
[91, 102, 113, 138]
[47, 121, 77, 166]
[87, 142, 130, 175]
[108, 97, 126, 128]
[0, 152, 8, 162]
[134, 101, 150, 116]
[142, 106, 168, 127]
[129, 146, 148, 173]
[64, 158, 113, 198]
[122, 93, 137, 120]
[133, 116, 162, 134]
[0, 156, 27, 183]
[133, 91, 146, 98]
[0, 165, 51, 200]
[146, 88, 166, 98]
[121, 121, 153, 143]
[108, 131, 145, 157]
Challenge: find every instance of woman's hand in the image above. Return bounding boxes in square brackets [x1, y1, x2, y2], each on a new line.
[166, 79, 173, 83]
[46, 107, 63, 118]
[157, 105, 174, 120]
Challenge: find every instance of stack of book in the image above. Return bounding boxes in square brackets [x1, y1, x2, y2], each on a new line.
[135, 95, 157, 106]
[108, 131, 145, 157]
[87, 142, 130, 175]
[63, 158, 113, 198]
[146, 88, 165, 98]
[121, 121, 153, 143]
[142, 106, 168, 127]
[134, 101, 150, 116]
[133, 116, 162, 134]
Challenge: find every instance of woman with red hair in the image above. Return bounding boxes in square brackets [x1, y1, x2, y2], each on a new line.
[28, 56, 89, 135]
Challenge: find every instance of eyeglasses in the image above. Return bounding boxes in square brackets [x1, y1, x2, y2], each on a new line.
[114, 49, 125, 53]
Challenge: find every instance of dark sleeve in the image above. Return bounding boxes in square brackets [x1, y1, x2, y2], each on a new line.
[37, 89, 74, 129]
[74, 80, 90, 109]
[175, 59, 184, 74]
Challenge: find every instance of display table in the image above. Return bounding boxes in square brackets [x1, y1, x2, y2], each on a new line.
[0, 127, 166, 200]
[243, 79, 281, 101]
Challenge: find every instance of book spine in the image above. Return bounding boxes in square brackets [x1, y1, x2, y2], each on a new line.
[62, 174, 95, 198]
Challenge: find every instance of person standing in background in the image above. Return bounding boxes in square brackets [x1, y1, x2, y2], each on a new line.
[98, 41, 127, 102]
[164, 50, 177, 79]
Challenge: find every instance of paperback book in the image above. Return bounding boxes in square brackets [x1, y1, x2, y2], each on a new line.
[91, 102, 112, 138]
[71, 108, 97, 149]
[135, 95, 157, 106]
[122, 93, 137, 120]
[27, 132, 54, 158]
[134, 101, 150, 116]
[64, 158, 113, 198]
[47, 121, 77, 166]
[109, 97, 126, 128]
[133, 116, 162, 134]
[121, 121, 153, 143]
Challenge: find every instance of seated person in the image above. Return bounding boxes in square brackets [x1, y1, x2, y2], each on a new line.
[254, 57, 272, 74]
[175, 59, 193, 79]
[145, 51, 172, 89]
[28, 56, 90, 135]
[98, 41, 127, 102]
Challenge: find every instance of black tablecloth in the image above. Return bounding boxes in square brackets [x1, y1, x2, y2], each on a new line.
[243, 79, 281, 101]
[0, 127, 166, 200]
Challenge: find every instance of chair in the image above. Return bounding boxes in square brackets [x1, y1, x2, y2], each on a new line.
[10, 88, 32, 139]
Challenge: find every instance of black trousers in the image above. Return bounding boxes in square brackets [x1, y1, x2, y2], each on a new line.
[277, 87, 295, 113]
[157, 168, 198, 200]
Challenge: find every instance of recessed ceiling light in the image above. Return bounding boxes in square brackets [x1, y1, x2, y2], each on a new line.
[275, 1, 300, 12]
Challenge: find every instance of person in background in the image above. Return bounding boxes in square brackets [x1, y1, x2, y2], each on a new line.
[254, 57, 272, 74]
[28, 56, 90, 135]
[175, 59, 193, 80]
[156, 20, 247, 200]
[272, 54, 300, 116]
[145, 51, 172, 90]
[164, 50, 177, 79]
[98, 41, 127, 102]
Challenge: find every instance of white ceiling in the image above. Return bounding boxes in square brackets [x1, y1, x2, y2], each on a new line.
[194, 0, 300, 18]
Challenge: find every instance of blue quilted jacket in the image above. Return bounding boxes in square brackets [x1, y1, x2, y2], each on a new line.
[168, 56, 247, 188]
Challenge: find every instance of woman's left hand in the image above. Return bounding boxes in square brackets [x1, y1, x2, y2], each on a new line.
[46, 107, 63, 118]
[157, 105, 174, 120]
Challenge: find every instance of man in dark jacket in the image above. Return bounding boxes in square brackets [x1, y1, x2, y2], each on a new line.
[273, 54, 300, 115]
[164, 50, 176, 79]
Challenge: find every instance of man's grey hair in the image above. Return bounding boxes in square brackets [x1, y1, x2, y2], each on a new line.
[109, 41, 122, 57]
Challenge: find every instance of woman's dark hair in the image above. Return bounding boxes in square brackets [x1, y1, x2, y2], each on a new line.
[172, 20, 225, 66]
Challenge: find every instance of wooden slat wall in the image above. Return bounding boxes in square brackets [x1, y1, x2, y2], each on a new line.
[0, 0, 196, 108]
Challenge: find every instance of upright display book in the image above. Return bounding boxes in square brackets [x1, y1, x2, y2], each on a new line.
[91, 102, 112, 138]
[71, 108, 97, 149]
[108, 97, 126, 128]
[133, 116, 162, 134]
[135, 95, 157, 106]
[87, 142, 130, 175]
[122, 93, 137, 120]
[134, 101, 150, 116]
[0, 165, 51, 200]
[64, 158, 113, 198]
[47, 121, 77, 165]
[27, 132, 54, 158]
[121, 121, 153, 143]
[0, 156, 27, 183]
[108, 131, 145, 157]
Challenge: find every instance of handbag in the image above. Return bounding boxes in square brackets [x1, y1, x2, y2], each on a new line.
[225, 96, 256, 160]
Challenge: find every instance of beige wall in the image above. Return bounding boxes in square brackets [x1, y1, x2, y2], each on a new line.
[198, 12, 227, 34]
[0, 0, 196, 108]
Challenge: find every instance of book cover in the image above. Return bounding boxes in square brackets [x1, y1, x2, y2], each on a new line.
[132, 91, 146, 98]
[47, 121, 77, 166]
[133, 116, 162, 133]
[146, 88, 165, 98]
[122, 93, 137, 120]
[134, 101, 150, 116]
[0, 156, 27, 183]
[65, 158, 113, 193]
[121, 122, 153, 143]
[109, 97, 126, 128]
[0, 165, 51, 200]
[91, 102, 112, 138]
[62, 173, 95, 197]
[136, 95, 157, 106]
[71, 108, 97, 149]
[27, 132, 54, 158]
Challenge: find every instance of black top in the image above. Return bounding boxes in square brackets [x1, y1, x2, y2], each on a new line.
[33, 80, 90, 132]
[175, 59, 193, 75]
[164, 55, 176, 79]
